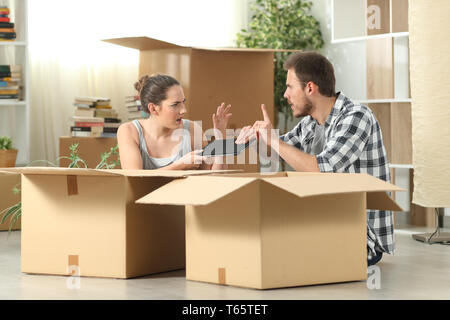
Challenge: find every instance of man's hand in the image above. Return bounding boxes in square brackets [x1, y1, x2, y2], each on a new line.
[236, 104, 277, 147]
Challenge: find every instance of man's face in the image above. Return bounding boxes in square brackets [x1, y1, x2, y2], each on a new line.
[283, 69, 312, 118]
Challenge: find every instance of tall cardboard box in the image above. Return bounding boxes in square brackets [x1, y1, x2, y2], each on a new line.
[59, 137, 120, 169]
[137, 172, 404, 289]
[0, 171, 21, 231]
[1, 167, 233, 278]
[103, 37, 293, 173]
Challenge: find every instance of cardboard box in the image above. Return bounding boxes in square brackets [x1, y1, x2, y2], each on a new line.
[103, 36, 294, 173]
[137, 172, 404, 289]
[59, 136, 120, 169]
[1, 167, 235, 278]
[0, 171, 21, 231]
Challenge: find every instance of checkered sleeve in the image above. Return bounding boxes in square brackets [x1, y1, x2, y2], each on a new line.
[316, 110, 372, 173]
[280, 122, 305, 151]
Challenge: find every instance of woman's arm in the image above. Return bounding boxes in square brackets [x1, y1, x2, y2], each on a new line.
[117, 123, 143, 170]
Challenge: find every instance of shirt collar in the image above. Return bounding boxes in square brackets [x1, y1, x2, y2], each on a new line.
[324, 92, 346, 127]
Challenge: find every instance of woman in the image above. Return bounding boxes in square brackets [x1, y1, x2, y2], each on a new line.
[117, 74, 231, 170]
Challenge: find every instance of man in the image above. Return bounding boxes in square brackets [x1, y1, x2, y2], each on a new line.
[236, 51, 392, 266]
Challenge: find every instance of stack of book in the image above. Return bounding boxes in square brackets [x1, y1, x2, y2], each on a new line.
[0, 65, 21, 101]
[0, 7, 16, 41]
[72, 96, 121, 137]
[70, 116, 104, 138]
[125, 95, 146, 120]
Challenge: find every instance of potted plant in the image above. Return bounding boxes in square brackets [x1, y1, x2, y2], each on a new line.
[0, 136, 18, 167]
[236, 0, 324, 133]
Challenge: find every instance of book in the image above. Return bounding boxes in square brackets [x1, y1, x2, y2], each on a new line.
[71, 116, 104, 123]
[0, 89, 18, 95]
[71, 126, 103, 133]
[100, 132, 117, 138]
[74, 108, 95, 117]
[74, 122, 105, 127]
[73, 103, 94, 109]
[95, 109, 118, 118]
[0, 85, 18, 89]
[0, 32, 15, 38]
[95, 100, 111, 106]
[75, 96, 110, 103]
[126, 106, 140, 112]
[0, 23, 14, 28]
[0, 18, 10, 23]
[103, 127, 118, 133]
[71, 131, 102, 138]
[95, 105, 112, 109]
[104, 122, 121, 128]
[104, 117, 121, 123]
[0, 28, 14, 32]
[0, 94, 18, 99]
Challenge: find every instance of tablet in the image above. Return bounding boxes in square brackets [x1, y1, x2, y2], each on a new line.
[202, 138, 255, 157]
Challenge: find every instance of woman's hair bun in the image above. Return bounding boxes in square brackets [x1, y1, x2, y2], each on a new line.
[134, 75, 149, 94]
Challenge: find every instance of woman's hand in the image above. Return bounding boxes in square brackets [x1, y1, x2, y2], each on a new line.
[171, 150, 205, 170]
[212, 103, 232, 139]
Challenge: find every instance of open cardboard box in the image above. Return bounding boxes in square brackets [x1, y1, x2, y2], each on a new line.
[103, 36, 295, 173]
[59, 136, 121, 169]
[137, 171, 404, 289]
[0, 171, 21, 231]
[0, 167, 237, 278]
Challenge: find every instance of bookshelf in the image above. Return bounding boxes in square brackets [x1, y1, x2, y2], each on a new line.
[332, 0, 436, 226]
[0, 0, 29, 166]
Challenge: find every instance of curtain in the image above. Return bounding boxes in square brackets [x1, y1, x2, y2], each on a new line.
[409, 0, 450, 207]
[27, 0, 247, 163]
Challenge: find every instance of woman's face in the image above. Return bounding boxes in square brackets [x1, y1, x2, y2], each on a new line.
[153, 85, 187, 129]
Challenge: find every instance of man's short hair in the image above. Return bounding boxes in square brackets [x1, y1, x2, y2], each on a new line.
[284, 51, 336, 97]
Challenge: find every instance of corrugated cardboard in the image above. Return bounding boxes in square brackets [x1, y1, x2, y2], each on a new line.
[103, 36, 295, 173]
[137, 172, 403, 289]
[1, 167, 237, 278]
[59, 136, 120, 169]
[0, 171, 21, 231]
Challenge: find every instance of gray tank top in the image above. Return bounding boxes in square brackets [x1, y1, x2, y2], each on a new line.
[132, 119, 192, 169]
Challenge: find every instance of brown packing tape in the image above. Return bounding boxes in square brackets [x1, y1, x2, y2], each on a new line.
[218, 268, 226, 285]
[67, 175, 78, 196]
[68, 255, 79, 267]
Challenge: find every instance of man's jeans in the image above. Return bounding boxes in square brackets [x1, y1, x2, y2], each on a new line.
[368, 251, 383, 266]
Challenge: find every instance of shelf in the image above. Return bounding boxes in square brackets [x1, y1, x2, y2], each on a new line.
[357, 98, 412, 104]
[0, 41, 27, 46]
[0, 101, 26, 106]
[332, 32, 409, 44]
[390, 164, 413, 169]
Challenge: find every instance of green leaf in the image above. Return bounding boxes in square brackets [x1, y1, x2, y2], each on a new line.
[1, 203, 20, 224]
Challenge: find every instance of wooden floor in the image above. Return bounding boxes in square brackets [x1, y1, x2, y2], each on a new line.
[1, 224, 450, 300]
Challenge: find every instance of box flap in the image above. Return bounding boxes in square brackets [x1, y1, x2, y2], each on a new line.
[192, 47, 298, 53]
[0, 170, 20, 176]
[103, 36, 298, 53]
[261, 173, 404, 197]
[0, 167, 239, 177]
[0, 167, 123, 176]
[103, 36, 186, 50]
[136, 176, 257, 206]
[367, 192, 404, 211]
[106, 169, 239, 177]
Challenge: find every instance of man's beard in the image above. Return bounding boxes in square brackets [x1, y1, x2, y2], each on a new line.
[294, 97, 313, 118]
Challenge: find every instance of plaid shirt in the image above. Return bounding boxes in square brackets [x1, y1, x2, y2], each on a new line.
[280, 92, 394, 259]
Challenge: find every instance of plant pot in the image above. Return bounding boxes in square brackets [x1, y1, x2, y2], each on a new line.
[0, 149, 18, 167]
